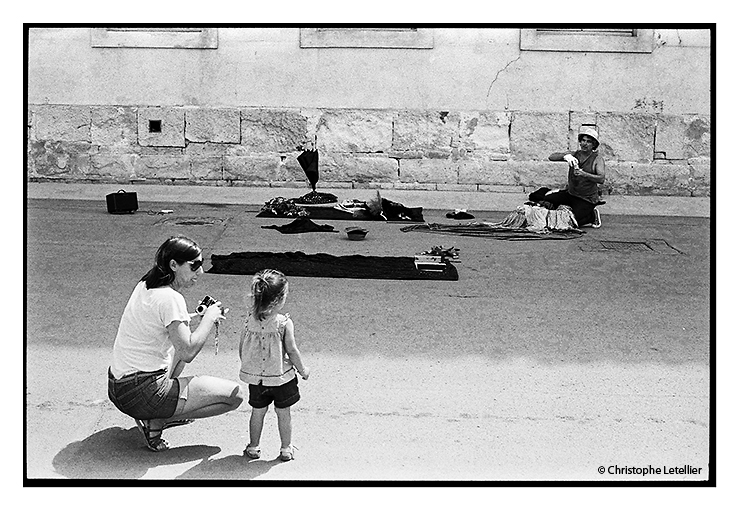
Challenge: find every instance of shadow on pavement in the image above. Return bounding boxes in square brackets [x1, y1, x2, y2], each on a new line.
[52, 427, 220, 479]
[177, 456, 281, 480]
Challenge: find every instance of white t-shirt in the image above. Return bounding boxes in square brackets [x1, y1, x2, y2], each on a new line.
[111, 281, 191, 378]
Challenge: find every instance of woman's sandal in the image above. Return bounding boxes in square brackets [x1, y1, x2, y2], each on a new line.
[244, 445, 261, 459]
[162, 419, 194, 431]
[135, 419, 169, 452]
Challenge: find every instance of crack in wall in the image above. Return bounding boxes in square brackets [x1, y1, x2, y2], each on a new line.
[486, 56, 522, 99]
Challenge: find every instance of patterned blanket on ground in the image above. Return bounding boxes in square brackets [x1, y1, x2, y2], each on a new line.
[400, 204, 584, 240]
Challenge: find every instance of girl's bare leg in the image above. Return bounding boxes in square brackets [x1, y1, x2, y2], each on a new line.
[249, 406, 269, 447]
[275, 406, 292, 449]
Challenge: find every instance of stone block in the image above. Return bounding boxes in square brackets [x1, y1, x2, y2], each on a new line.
[185, 142, 231, 157]
[241, 109, 308, 153]
[459, 111, 511, 153]
[569, 112, 598, 150]
[89, 151, 138, 179]
[478, 184, 526, 194]
[186, 108, 240, 144]
[137, 107, 186, 147]
[437, 183, 478, 192]
[33, 105, 91, 143]
[317, 110, 394, 153]
[188, 156, 224, 180]
[390, 182, 437, 191]
[399, 158, 458, 184]
[458, 160, 566, 188]
[607, 161, 692, 195]
[223, 155, 280, 182]
[134, 155, 190, 179]
[510, 112, 569, 161]
[597, 113, 655, 163]
[687, 157, 711, 193]
[28, 140, 91, 176]
[392, 110, 459, 151]
[684, 115, 711, 158]
[91, 106, 138, 149]
[318, 153, 398, 183]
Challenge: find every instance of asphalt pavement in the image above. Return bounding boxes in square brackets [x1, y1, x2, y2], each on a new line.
[24, 182, 712, 484]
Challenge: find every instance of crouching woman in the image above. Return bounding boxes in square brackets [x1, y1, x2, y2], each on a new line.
[108, 236, 244, 451]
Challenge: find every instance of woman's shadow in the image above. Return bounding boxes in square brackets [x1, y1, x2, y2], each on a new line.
[52, 426, 277, 480]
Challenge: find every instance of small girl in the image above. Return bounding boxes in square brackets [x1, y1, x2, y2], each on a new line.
[239, 269, 310, 461]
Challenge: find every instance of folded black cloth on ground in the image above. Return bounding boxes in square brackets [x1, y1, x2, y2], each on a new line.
[208, 251, 458, 280]
[261, 217, 337, 234]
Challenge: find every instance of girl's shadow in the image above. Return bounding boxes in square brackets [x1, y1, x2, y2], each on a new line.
[177, 455, 281, 480]
[52, 426, 221, 479]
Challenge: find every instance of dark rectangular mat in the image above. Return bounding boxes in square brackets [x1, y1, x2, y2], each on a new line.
[209, 251, 458, 280]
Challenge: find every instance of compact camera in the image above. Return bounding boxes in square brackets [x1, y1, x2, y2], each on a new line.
[196, 295, 218, 316]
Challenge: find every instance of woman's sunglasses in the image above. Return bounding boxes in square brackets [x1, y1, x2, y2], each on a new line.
[187, 259, 204, 271]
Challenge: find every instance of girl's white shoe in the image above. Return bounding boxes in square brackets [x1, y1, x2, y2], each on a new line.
[279, 445, 294, 461]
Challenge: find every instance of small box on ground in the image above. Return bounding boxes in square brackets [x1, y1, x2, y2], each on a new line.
[106, 190, 138, 214]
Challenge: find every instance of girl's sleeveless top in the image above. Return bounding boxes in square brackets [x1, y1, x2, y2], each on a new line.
[239, 313, 295, 386]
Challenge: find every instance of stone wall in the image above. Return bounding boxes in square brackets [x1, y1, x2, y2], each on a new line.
[27, 104, 711, 197]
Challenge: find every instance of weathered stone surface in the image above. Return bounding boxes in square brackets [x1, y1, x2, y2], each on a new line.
[90, 151, 137, 179]
[317, 110, 394, 153]
[188, 156, 224, 180]
[185, 142, 231, 157]
[240, 109, 307, 152]
[687, 157, 711, 195]
[28, 140, 91, 176]
[318, 153, 398, 182]
[91, 106, 138, 149]
[393, 110, 459, 151]
[138, 107, 186, 147]
[478, 184, 526, 194]
[607, 161, 692, 195]
[684, 116, 711, 157]
[437, 183, 479, 192]
[569, 112, 598, 150]
[458, 160, 566, 188]
[134, 155, 190, 179]
[459, 111, 511, 153]
[656, 115, 711, 159]
[223, 155, 280, 181]
[33, 105, 91, 142]
[186, 108, 240, 144]
[597, 113, 655, 163]
[399, 158, 458, 184]
[510, 112, 569, 160]
[389, 182, 437, 190]
[25, 104, 712, 197]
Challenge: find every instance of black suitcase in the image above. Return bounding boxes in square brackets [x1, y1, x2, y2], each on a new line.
[106, 189, 138, 214]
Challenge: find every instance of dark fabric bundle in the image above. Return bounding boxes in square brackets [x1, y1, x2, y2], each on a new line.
[261, 217, 337, 234]
[208, 251, 459, 280]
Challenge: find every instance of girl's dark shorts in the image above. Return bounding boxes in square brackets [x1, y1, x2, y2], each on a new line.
[248, 377, 300, 409]
[108, 367, 179, 420]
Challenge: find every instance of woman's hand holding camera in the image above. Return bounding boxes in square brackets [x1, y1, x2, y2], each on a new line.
[204, 302, 229, 324]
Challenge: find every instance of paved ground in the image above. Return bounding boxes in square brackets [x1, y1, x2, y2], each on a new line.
[24, 183, 713, 486]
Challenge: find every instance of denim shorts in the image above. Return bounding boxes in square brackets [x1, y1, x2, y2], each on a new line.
[108, 367, 180, 420]
[248, 377, 300, 409]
